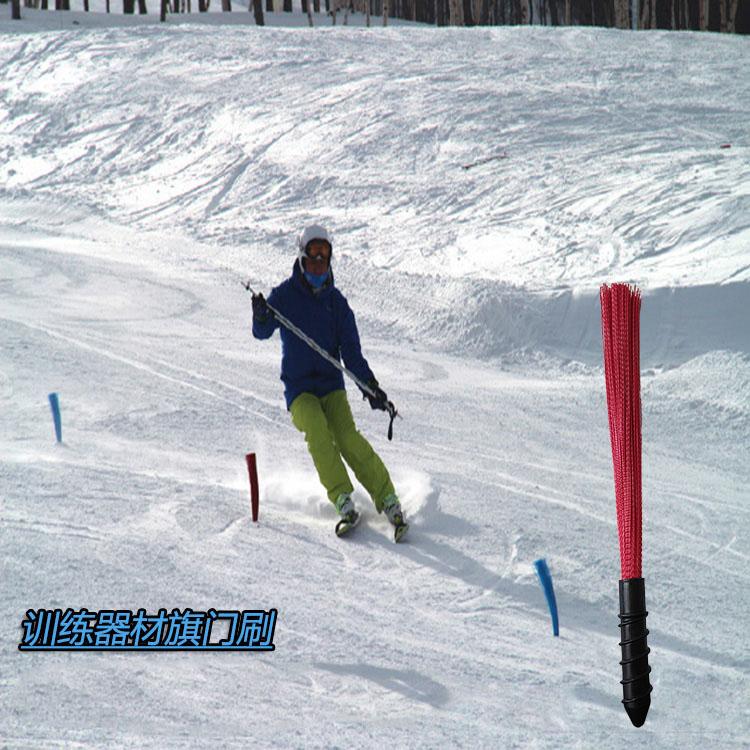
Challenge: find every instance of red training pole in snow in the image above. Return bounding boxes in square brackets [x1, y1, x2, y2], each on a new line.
[246, 452, 259, 522]
[600, 283, 652, 728]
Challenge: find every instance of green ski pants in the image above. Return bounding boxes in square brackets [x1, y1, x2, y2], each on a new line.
[290, 389, 395, 512]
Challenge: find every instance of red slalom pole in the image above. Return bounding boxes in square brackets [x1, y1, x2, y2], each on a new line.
[600, 283, 652, 728]
[246, 452, 259, 522]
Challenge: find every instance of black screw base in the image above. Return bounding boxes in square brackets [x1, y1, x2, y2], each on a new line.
[619, 577, 652, 727]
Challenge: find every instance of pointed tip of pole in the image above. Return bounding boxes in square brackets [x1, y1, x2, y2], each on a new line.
[624, 696, 650, 727]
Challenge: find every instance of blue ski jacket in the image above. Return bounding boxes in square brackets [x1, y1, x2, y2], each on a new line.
[252, 262, 375, 409]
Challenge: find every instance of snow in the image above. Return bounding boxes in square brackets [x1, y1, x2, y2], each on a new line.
[2, 10, 749, 748]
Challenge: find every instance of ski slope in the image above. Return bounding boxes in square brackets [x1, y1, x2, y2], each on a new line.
[1, 14, 749, 748]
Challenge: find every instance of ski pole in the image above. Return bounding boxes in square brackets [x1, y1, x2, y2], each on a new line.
[243, 280, 400, 440]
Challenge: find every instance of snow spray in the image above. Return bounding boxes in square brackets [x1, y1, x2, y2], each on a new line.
[600, 283, 652, 728]
[246, 452, 259, 522]
[48, 392, 62, 443]
[533, 558, 559, 636]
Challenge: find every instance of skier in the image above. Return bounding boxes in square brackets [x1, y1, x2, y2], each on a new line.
[252, 224, 407, 541]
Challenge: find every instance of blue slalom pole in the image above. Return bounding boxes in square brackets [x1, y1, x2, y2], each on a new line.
[48, 392, 62, 443]
[534, 558, 559, 636]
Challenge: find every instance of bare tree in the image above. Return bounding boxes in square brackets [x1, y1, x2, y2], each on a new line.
[383, 0, 388, 23]
[727, 0, 739, 30]
[614, 0, 627, 26]
[639, 0, 649, 29]
[222, 0, 231, 9]
[12, 0, 22, 18]
[253, 0, 265, 21]
[304, 0, 314, 23]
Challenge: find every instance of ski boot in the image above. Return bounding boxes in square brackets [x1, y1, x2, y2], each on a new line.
[334, 493, 360, 538]
[382, 494, 408, 543]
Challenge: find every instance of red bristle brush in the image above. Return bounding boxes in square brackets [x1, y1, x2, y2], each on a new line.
[600, 283, 653, 728]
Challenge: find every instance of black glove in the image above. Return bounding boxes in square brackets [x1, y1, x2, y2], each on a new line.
[362, 377, 388, 411]
[252, 293, 273, 323]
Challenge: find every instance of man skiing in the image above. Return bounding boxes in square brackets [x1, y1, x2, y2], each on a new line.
[252, 224, 408, 541]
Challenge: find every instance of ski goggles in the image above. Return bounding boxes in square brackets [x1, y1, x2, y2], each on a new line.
[303, 247, 331, 264]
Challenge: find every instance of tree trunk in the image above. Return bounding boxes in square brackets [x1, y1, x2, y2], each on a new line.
[305, 0, 314, 23]
[366, 0, 371, 23]
[12, 0, 21, 17]
[222, 0, 231, 8]
[161, 0, 168, 18]
[383, 0, 388, 23]
[253, 0, 265, 20]
[283, 0, 291, 9]
[616, 0, 626, 26]
[138, 0, 147, 11]
[727, 0, 738, 30]
[549, 0, 558, 23]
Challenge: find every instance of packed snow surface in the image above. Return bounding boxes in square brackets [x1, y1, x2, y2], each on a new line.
[1, 12, 749, 748]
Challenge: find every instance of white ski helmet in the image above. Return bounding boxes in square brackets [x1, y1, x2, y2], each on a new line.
[298, 224, 333, 273]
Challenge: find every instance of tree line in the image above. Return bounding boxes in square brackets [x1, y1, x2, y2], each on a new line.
[6, 0, 747, 32]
